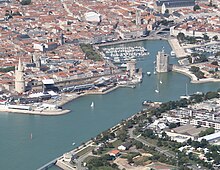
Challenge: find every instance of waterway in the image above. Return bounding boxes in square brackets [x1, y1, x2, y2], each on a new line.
[0, 40, 220, 170]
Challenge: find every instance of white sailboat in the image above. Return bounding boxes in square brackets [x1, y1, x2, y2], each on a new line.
[180, 83, 190, 99]
[155, 82, 159, 93]
[90, 102, 94, 108]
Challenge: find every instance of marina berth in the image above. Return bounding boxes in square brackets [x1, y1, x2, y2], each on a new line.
[102, 45, 149, 64]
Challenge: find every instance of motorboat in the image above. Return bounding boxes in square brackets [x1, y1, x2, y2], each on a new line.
[170, 51, 176, 56]
[146, 72, 151, 76]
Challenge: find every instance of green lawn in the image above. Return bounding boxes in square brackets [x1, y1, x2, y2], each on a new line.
[76, 146, 95, 157]
[94, 166, 117, 170]
[112, 139, 122, 148]
[84, 155, 97, 163]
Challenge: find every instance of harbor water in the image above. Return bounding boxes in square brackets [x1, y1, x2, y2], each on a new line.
[0, 40, 220, 170]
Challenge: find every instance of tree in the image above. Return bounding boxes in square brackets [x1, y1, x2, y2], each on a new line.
[187, 138, 192, 145]
[117, 130, 128, 142]
[142, 129, 155, 139]
[127, 157, 134, 164]
[195, 71, 205, 79]
[165, 9, 169, 14]
[134, 141, 143, 149]
[157, 139, 163, 147]
[190, 94, 204, 103]
[199, 127, 215, 137]
[189, 66, 200, 73]
[169, 123, 177, 129]
[203, 34, 210, 41]
[205, 92, 219, 100]
[193, 5, 201, 11]
[211, 61, 218, 66]
[20, 0, 31, 5]
[200, 139, 208, 148]
[177, 33, 185, 42]
[213, 35, 218, 41]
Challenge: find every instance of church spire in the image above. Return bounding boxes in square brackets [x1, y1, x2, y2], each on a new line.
[18, 58, 23, 71]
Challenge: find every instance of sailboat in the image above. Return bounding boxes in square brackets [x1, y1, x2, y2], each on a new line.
[155, 82, 159, 93]
[180, 83, 190, 99]
[90, 102, 94, 108]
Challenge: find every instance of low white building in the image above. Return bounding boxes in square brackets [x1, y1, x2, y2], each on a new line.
[84, 12, 101, 22]
[198, 131, 220, 143]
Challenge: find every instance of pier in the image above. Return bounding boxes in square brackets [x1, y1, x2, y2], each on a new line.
[37, 157, 60, 170]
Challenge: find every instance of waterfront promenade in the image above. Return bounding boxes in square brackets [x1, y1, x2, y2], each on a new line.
[168, 38, 188, 58]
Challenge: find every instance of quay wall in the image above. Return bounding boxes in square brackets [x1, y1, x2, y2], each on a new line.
[96, 36, 166, 47]
[172, 65, 220, 84]
[0, 106, 70, 116]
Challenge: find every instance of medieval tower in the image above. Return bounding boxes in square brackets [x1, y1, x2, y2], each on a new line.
[156, 49, 169, 73]
[15, 58, 25, 93]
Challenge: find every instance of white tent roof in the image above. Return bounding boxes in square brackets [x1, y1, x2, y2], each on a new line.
[42, 79, 54, 85]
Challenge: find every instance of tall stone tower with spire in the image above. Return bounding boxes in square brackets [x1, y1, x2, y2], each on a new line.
[15, 58, 25, 93]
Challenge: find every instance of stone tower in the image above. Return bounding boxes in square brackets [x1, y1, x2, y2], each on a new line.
[15, 58, 25, 93]
[127, 59, 136, 78]
[156, 49, 169, 73]
[136, 9, 141, 26]
[32, 54, 41, 68]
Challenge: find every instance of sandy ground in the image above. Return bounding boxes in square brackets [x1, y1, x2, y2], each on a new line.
[114, 157, 150, 170]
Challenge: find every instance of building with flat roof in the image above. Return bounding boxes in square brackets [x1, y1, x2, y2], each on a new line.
[198, 131, 220, 143]
[191, 119, 220, 130]
[165, 124, 206, 142]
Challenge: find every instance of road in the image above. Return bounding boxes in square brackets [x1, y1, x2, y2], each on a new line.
[128, 127, 175, 158]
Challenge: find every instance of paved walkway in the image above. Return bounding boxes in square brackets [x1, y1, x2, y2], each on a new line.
[168, 38, 188, 58]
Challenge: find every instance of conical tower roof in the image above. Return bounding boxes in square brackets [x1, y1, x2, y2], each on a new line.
[18, 58, 23, 71]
